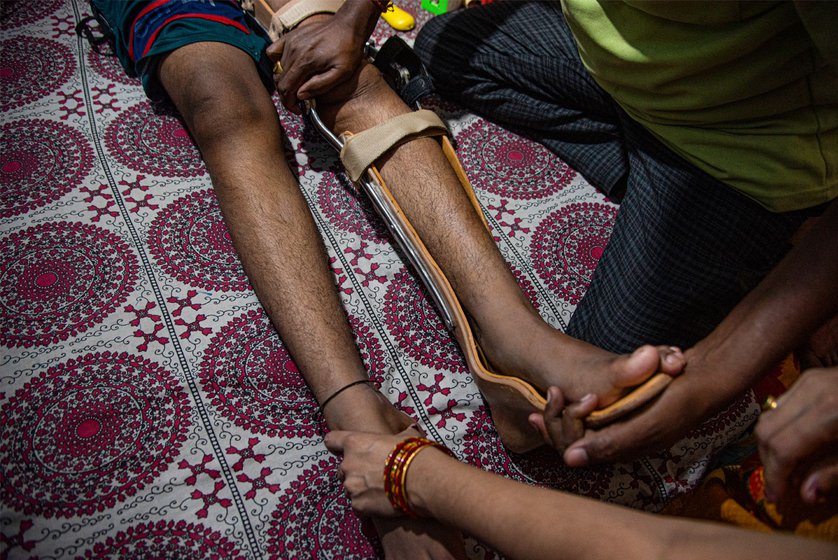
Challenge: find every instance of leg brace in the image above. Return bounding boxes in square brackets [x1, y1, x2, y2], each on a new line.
[246, 0, 671, 429]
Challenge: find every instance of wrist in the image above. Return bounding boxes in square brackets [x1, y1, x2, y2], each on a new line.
[321, 382, 392, 432]
[404, 446, 456, 517]
[334, 0, 380, 38]
[383, 438, 455, 517]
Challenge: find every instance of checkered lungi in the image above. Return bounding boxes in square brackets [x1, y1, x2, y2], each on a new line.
[415, 1, 820, 353]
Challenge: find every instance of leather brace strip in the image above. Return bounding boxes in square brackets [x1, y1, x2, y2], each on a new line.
[256, 0, 345, 41]
[340, 110, 449, 182]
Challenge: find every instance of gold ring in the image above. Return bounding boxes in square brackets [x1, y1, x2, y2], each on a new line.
[273, 60, 283, 75]
[762, 395, 779, 412]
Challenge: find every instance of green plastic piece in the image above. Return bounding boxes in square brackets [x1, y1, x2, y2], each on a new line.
[421, 0, 460, 15]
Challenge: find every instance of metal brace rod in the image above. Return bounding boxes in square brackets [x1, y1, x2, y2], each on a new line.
[305, 103, 458, 332]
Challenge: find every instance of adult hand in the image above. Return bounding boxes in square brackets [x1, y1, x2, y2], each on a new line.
[266, 6, 374, 112]
[557, 348, 742, 466]
[754, 365, 838, 504]
[326, 427, 467, 559]
[325, 428, 416, 517]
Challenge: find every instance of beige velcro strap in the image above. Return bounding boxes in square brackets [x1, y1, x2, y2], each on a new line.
[269, 0, 344, 40]
[340, 110, 449, 182]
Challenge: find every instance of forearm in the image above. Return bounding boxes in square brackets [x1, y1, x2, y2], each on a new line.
[332, 0, 381, 42]
[407, 450, 836, 560]
[690, 199, 838, 403]
[408, 450, 660, 560]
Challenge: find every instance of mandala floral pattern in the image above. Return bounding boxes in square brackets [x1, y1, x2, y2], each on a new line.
[277, 108, 306, 145]
[267, 457, 381, 558]
[317, 172, 389, 242]
[199, 309, 389, 438]
[0, 0, 63, 27]
[198, 308, 322, 438]
[1, 120, 94, 218]
[0, 222, 138, 348]
[1, 38, 74, 111]
[457, 119, 575, 199]
[148, 189, 249, 291]
[104, 102, 205, 177]
[78, 520, 245, 559]
[384, 270, 467, 373]
[681, 394, 756, 444]
[530, 202, 617, 305]
[0, 352, 191, 518]
[88, 48, 140, 86]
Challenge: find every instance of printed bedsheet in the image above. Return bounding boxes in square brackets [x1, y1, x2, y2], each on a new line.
[1, 1, 758, 557]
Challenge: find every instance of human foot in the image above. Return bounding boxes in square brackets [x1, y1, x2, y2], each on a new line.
[476, 311, 683, 405]
[471, 312, 685, 452]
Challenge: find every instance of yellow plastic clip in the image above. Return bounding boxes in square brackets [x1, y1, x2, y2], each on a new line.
[382, 4, 415, 31]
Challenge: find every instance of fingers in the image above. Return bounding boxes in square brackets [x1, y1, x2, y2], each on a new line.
[528, 387, 597, 455]
[327, 430, 415, 517]
[802, 459, 838, 504]
[266, 23, 361, 112]
[297, 69, 348, 101]
[323, 430, 351, 453]
[755, 368, 838, 502]
[565, 378, 696, 466]
[265, 36, 285, 59]
[756, 396, 813, 501]
[528, 386, 565, 444]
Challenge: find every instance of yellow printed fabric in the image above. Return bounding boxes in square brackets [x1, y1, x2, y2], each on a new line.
[560, 0, 838, 212]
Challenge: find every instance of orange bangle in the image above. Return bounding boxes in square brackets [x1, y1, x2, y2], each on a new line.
[383, 437, 454, 517]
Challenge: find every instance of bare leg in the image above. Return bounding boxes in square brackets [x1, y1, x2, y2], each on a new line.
[157, 43, 408, 431]
[157, 42, 464, 558]
[312, 62, 683, 451]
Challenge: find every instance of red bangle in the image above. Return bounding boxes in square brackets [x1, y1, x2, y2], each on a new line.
[383, 437, 455, 517]
[369, 0, 393, 13]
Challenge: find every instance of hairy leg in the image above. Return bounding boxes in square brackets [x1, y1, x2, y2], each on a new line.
[157, 42, 408, 434]
[158, 41, 465, 558]
[312, 61, 683, 453]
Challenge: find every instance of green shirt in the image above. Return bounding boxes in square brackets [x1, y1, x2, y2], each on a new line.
[561, 0, 838, 212]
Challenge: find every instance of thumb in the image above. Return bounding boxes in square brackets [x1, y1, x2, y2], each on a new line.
[266, 36, 286, 60]
[565, 376, 698, 466]
[564, 410, 667, 467]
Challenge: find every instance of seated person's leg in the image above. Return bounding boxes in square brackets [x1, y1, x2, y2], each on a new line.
[414, 0, 629, 197]
[566, 116, 812, 355]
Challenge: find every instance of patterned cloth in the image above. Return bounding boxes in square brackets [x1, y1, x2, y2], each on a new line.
[415, 0, 818, 353]
[1, 1, 758, 558]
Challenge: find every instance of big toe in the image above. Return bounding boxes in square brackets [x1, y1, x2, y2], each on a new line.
[612, 345, 663, 389]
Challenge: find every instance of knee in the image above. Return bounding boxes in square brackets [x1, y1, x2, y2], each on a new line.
[317, 62, 407, 130]
[173, 67, 276, 148]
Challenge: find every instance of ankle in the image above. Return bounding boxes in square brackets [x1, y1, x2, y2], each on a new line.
[322, 383, 409, 433]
